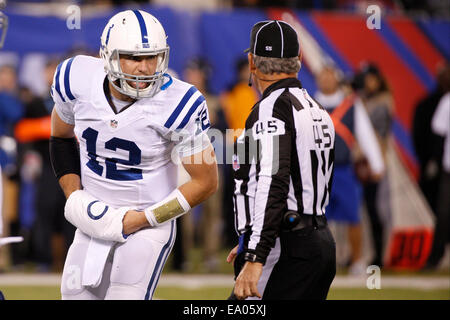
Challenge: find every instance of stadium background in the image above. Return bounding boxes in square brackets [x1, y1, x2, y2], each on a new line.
[0, 0, 449, 300]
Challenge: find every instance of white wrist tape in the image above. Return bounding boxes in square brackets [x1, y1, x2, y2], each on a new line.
[144, 189, 191, 227]
[64, 190, 130, 242]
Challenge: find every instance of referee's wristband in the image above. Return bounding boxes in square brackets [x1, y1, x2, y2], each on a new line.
[244, 252, 265, 264]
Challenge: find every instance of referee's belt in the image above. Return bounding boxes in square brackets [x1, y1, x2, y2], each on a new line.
[282, 211, 327, 231]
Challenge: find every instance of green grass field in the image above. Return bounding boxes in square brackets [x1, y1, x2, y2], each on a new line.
[1, 248, 448, 300]
[1, 285, 448, 300]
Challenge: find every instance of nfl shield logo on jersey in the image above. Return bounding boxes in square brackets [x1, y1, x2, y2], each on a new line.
[110, 119, 118, 128]
[232, 154, 240, 171]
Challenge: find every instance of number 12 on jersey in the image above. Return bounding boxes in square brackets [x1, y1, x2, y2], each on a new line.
[82, 127, 143, 181]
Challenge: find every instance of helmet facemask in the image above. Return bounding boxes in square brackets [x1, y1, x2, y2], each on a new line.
[102, 47, 170, 99]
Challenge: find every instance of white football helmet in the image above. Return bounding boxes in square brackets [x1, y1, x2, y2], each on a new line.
[100, 10, 170, 99]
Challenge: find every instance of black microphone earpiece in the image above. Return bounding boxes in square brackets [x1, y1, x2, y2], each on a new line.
[248, 73, 252, 87]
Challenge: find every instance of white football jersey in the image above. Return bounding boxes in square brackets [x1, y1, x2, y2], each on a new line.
[51, 55, 211, 209]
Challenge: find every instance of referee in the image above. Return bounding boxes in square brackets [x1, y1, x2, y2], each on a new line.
[227, 20, 336, 300]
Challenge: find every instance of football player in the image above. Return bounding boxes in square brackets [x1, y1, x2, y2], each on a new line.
[50, 10, 218, 299]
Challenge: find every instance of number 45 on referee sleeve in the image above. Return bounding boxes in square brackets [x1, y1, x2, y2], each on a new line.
[313, 124, 332, 149]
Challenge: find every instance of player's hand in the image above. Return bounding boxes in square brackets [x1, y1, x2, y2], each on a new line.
[234, 261, 263, 300]
[122, 210, 149, 235]
[226, 245, 239, 264]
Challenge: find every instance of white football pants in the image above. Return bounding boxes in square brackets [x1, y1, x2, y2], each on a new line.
[61, 220, 176, 300]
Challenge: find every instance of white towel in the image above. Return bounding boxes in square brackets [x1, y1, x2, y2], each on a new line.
[64, 190, 130, 243]
[0, 236, 24, 247]
[82, 237, 114, 287]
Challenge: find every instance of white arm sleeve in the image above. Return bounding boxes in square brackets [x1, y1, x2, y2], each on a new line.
[354, 99, 385, 175]
[176, 131, 212, 158]
[53, 101, 75, 125]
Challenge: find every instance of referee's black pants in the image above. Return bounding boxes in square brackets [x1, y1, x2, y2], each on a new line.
[231, 219, 336, 300]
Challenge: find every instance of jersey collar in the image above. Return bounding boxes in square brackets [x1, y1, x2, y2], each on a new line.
[261, 77, 302, 100]
[103, 76, 136, 114]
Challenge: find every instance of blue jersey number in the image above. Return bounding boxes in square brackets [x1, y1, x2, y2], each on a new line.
[82, 127, 143, 181]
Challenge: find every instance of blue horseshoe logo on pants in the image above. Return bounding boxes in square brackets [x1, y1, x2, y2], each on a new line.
[87, 201, 109, 220]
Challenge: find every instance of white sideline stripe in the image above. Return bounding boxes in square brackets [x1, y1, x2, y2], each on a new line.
[0, 273, 449, 290]
[331, 276, 450, 290]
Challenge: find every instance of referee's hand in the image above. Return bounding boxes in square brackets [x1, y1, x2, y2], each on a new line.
[234, 261, 263, 300]
[226, 245, 239, 264]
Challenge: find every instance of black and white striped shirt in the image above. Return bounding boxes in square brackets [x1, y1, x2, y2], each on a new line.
[233, 78, 335, 264]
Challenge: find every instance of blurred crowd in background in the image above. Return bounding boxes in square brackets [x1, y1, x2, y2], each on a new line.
[0, 0, 449, 275]
[3, 0, 450, 17]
